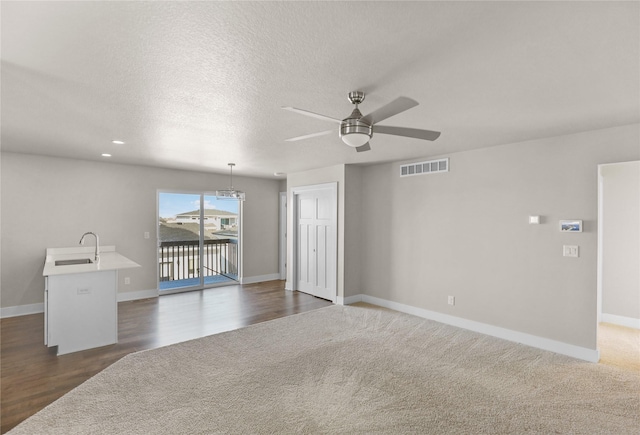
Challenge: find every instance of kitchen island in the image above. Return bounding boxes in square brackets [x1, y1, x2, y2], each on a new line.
[43, 246, 140, 355]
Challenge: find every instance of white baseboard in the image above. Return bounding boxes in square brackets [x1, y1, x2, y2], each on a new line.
[349, 294, 600, 363]
[2, 289, 158, 318]
[1, 302, 44, 318]
[117, 288, 158, 302]
[240, 273, 281, 285]
[336, 294, 363, 306]
[602, 313, 640, 330]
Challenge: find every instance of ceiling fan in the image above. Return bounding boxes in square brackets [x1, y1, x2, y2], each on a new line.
[282, 91, 441, 152]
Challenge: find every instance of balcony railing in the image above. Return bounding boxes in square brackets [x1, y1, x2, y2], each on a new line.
[159, 239, 238, 284]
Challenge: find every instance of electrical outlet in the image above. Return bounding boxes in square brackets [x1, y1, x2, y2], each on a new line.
[144, 232, 150, 239]
[448, 296, 455, 306]
[124, 277, 131, 285]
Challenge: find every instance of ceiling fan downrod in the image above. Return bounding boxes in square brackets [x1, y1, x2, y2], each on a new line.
[341, 91, 372, 147]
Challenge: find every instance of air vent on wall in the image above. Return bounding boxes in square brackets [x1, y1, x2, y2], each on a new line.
[400, 158, 449, 177]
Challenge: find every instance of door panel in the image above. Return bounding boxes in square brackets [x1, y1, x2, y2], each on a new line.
[317, 196, 331, 220]
[300, 197, 315, 219]
[298, 222, 310, 292]
[316, 224, 327, 291]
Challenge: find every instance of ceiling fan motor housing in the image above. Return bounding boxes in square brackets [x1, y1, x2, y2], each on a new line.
[340, 107, 372, 147]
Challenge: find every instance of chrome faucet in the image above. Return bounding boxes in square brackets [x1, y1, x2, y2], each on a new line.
[79, 232, 100, 262]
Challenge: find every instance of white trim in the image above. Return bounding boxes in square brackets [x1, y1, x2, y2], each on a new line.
[1, 303, 44, 318]
[337, 294, 363, 306]
[597, 166, 604, 324]
[2, 290, 161, 318]
[291, 182, 337, 194]
[240, 273, 281, 285]
[285, 281, 293, 291]
[117, 288, 158, 302]
[279, 192, 287, 280]
[348, 295, 600, 363]
[602, 313, 640, 330]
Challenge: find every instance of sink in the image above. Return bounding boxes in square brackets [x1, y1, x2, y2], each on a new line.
[55, 258, 93, 266]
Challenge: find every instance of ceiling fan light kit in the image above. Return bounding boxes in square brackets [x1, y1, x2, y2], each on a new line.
[340, 119, 372, 147]
[283, 91, 440, 152]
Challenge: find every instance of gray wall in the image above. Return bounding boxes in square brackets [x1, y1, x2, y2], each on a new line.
[601, 160, 640, 321]
[359, 124, 639, 350]
[1, 153, 281, 309]
[344, 165, 362, 298]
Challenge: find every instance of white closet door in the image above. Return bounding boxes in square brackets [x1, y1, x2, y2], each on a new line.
[296, 188, 336, 301]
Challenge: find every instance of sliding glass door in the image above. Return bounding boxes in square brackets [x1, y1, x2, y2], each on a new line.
[202, 194, 239, 283]
[158, 192, 240, 294]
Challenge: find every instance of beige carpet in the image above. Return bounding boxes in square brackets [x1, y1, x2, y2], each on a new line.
[598, 322, 640, 372]
[9, 305, 640, 434]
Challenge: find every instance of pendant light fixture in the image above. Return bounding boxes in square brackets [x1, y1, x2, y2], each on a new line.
[215, 163, 245, 200]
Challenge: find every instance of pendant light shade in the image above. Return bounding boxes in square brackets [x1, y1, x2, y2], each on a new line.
[215, 163, 245, 201]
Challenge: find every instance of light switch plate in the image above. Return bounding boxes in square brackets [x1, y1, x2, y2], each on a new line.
[563, 245, 579, 257]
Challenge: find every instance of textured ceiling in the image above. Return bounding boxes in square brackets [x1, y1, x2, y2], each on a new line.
[2, 1, 638, 178]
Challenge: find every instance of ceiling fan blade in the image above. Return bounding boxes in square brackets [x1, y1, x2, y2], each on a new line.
[281, 107, 343, 124]
[285, 130, 333, 142]
[374, 125, 441, 141]
[360, 97, 419, 125]
[355, 143, 371, 153]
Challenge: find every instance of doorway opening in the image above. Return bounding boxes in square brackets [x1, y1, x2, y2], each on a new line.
[596, 161, 640, 370]
[158, 191, 241, 294]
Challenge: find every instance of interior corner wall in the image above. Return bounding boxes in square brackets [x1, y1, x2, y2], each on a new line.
[359, 124, 640, 350]
[344, 165, 362, 298]
[0, 153, 281, 310]
[600, 160, 640, 322]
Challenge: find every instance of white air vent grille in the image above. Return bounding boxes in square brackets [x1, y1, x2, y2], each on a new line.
[400, 158, 449, 177]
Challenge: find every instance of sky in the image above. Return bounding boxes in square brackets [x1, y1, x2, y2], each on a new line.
[159, 192, 239, 218]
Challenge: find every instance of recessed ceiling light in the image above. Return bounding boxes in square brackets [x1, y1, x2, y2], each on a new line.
[274, 172, 284, 176]
[101, 153, 112, 157]
[111, 140, 125, 145]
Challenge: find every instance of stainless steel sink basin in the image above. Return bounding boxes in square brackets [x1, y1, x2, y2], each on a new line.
[55, 258, 93, 266]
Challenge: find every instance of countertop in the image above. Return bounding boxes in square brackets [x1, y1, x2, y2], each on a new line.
[43, 245, 141, 276]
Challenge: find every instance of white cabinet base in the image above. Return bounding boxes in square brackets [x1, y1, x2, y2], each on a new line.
[45, 271, 118, 355]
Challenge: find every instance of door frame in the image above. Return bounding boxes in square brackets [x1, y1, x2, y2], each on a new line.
[156, 190, 242, 295]
[597, 161, 640, 330]
[279, 192, 287, 280]
[291, 182, 338, 303]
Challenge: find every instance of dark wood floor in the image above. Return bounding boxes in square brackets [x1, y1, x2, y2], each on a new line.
[0, 280, 332, 433]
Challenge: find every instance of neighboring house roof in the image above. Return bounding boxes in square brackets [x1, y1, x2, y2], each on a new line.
[176, 209, 237, 218]
[159, 223, 201, 241]
[159, 223, 237, 242]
